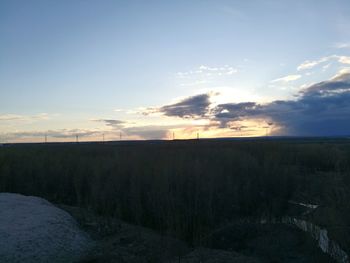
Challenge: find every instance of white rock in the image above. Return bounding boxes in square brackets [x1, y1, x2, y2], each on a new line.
[0, 193, 93, 263]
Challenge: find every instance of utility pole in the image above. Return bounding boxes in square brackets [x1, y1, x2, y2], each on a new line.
[172, 132, 175, 140]
[102, 133, 105, 143]
[197, 132, 199, 140]
[120, 132, 122, 141]
[45, 134, 47, 144]
[76, 134, 79, 143]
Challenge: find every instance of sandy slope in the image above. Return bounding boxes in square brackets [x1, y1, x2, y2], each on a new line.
[0, 193, 93, 263]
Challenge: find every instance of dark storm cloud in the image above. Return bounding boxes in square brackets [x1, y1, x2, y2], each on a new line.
[214, 102, 261, 123]
[159, 93, 212, 118]
[213, 73, 350, 136]
[300, 73, 350, 98]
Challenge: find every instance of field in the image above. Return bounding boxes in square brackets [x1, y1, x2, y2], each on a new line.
[1, 138, 350, 262]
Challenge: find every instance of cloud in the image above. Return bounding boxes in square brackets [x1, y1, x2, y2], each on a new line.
[214, 102, 260, 121]
[3, 123, 179, 141]
[5, 59, 350, 141]
[0, 113, 50, 122]
[300, 72, 350, 97]
[122, 125, 171, 140]
[213, 72, 350, 136]
[0, 114, 24, 121]
[338, 56, 350, 64]
[198, 65, 238, 75]
[297, 55, 350, 71]
[96, 119, 185, 140]
[93, 119, 125, 128]
[176, 65, 238, 78]
[334, 43, 350, 49]
[297, 58, 328, 71]
[157, 93, 212, 118]
[332, 68, 350, 79]
[271, 74, 301, 83]
[48, 129, 100, 138]
[114, 108, 126, 112]
[3, 129, 101, 140]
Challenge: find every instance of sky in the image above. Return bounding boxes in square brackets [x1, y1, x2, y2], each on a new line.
[1, 0, 350, 142]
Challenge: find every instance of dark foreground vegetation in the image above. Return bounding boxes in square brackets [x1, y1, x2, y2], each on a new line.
[1, 138, 350, 261]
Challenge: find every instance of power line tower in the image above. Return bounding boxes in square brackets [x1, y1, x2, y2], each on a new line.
[263, 122, 274, 137]
[44, 134, 47, 144]
[268, 122, 273, 137]
[236, 127, 242, 137]
[197, 132, 199, 140]
[172, 132, 175, 140]
[102, 133, 105, 143]
[76, 134, 79, 143]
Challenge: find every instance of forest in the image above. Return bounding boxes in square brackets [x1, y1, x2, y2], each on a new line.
[0, 138, 350, 255]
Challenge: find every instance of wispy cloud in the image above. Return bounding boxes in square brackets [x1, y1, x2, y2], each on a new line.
[0, 114, 24, 121]
[0, 113, 50, 122]
[297, 55, 350, 71]
[176, 65, 238, 78]
[113, 108, 126, 112]
[338, 56, 350, 64]
[297, 57, 330, 71]
[271, 74, 301, 83]
[334, 43, 350, 49]
[3, 128, 102, 141]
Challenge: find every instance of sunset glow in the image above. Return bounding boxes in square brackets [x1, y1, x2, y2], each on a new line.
[1, 1, 350, 142]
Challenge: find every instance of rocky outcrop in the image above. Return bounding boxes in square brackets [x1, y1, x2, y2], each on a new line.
[0, 193, 93, 262]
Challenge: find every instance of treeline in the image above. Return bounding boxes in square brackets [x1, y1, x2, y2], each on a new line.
[0, 140, 350, 244]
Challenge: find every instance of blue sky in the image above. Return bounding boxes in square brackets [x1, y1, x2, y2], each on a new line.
[1, 0, 350, 142]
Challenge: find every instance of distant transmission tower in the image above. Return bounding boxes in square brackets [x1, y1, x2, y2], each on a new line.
[44, 134, 47, 144]
[76, 134, 79, 143]
[263, 122, 274, 137]
[197, 132, 199, 140]
[102, 133, 105, 143]
[268, 122, 273, 136]
[172, 132, 175, 140]
[236, 127, 242, 137]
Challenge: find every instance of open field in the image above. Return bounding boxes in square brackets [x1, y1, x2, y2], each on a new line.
[1, 138, 350, 262]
